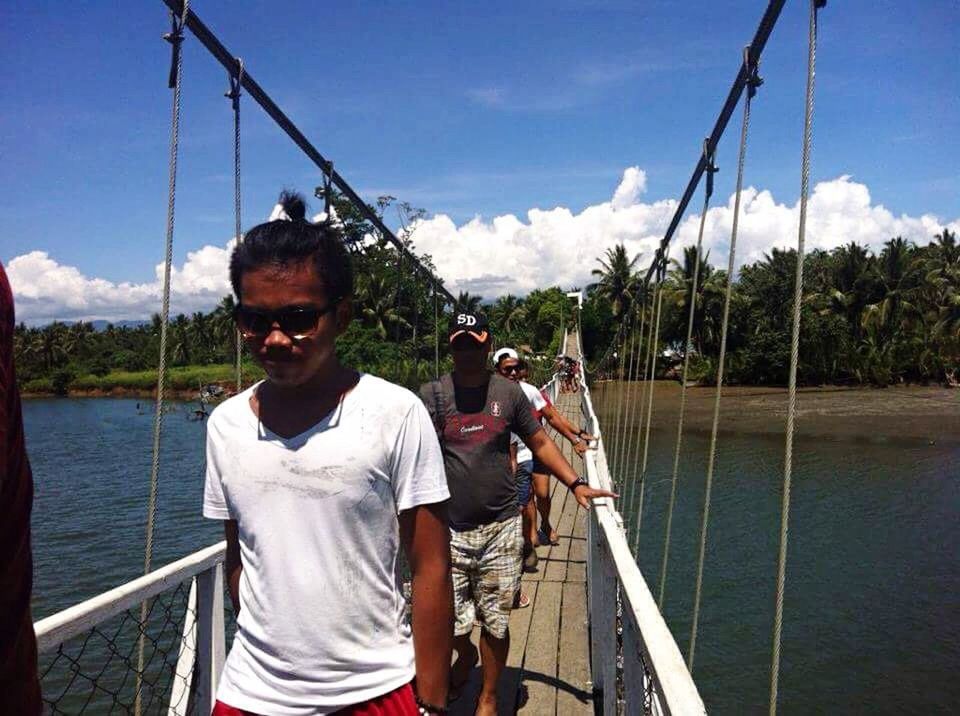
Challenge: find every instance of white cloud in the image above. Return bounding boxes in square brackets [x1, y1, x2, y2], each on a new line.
[7, 168, 958, 322]
[8, 241, 234, 324]
[409, 169, 959, 297]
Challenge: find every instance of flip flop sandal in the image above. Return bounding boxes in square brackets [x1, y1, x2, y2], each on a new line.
[513, 591, 531, 609]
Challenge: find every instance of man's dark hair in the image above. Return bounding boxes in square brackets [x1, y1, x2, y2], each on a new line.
[517, 358, 528, 371]
[229, 190, 353, 303]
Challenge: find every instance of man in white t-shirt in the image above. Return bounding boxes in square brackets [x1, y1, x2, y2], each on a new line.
[203, 192, 452, 716]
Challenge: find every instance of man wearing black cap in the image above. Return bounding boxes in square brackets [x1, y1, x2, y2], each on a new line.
[420, 311, 614, 715]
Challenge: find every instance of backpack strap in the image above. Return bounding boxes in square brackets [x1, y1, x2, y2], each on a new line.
[430, 377, 448, 445]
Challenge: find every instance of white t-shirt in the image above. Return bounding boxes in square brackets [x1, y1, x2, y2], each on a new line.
[511, 381, 549, 464]
[203, 374, 449, 715]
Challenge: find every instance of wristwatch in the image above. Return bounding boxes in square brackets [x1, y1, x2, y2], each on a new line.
[568, 476, 589, 492]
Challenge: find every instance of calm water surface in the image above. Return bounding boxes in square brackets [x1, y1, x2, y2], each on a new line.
[24, 393, 960, 714]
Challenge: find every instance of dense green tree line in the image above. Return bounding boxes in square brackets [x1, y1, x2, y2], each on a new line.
[14, 195, 572, 394]
[583, 230, 959, 387]
[14, 182, 956, 394]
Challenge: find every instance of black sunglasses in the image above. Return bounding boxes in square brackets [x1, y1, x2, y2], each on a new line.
[499, 364, 521, 374]
[233, 302, 338, 339]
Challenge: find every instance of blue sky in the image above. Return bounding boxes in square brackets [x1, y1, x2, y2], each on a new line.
[1, 1, 957, 321]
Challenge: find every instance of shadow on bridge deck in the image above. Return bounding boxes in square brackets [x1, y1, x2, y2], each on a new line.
[450, 391, 594, 716]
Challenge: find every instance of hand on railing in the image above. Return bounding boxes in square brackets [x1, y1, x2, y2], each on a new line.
[571, 481, 618, 510]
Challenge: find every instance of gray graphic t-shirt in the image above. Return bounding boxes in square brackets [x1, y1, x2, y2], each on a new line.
[419, 372, 542, 529]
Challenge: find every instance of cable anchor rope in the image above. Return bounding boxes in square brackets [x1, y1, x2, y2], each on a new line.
[224, 57, 244, 108]
[744, 45, 764, 99]
[704, 138, 719, 198]
[162, 6, 187, 90]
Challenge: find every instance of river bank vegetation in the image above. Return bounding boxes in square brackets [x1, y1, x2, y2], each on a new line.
[13, 187, 957, 395]
[585, 229, 959, 387]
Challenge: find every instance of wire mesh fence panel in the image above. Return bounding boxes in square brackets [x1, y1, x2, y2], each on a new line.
[39, 579, 198, 715]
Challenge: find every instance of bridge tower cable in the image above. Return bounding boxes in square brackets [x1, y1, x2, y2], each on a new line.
[771, 2, 826, 712]
[639, 0, 787, 293]
[659, 141, 718, 609]
[159, 0, 455, 306]
[688, 45, 763, 674]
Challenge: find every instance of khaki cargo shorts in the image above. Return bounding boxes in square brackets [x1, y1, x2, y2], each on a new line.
[450, 515, 522, 639]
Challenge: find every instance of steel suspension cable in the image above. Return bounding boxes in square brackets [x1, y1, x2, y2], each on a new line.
[612, 310, 640, 483]
[433, 282, 440, 380]
[625, 295, 655, 539]
[688, 50, 762, 673]
[771, 2, 824, 711]
[137, 3, 188, 712]
[619, 302, 647, 517]
[227, 58, 244, 391]
[620, 310, 645, 469]
[609, 323, 630, 474]
[632, 277, 664, 553]
[659, 148, 717, 608]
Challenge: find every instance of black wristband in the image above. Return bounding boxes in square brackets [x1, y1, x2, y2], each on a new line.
[568, 476, 589, 492]
[415, 694, 448, 715]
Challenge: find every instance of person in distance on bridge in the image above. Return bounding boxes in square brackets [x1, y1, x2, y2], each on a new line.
[516, 358, 596, 547]
[492, 349, 593, 565]
[203, 191, 452, 716]
[420, 315, 614, 716]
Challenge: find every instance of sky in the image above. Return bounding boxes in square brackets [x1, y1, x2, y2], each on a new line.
[1, 0, 957, 323]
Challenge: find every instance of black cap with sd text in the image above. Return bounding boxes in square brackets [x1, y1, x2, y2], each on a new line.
[447, 312, 490, 344]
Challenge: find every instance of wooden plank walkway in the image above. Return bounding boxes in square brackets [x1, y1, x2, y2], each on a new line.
[451, 390, 593, 716]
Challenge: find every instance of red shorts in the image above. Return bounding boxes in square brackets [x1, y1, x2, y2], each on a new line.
[212, 682, 418, 716]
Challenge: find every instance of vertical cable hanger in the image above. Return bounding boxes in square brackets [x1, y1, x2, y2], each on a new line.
[689, 43, 764, 674]
[225, 57, 244, 392]
[658, 139, 718, 608]
[137, 3, 189, 713]
[770, 2, 825, 712]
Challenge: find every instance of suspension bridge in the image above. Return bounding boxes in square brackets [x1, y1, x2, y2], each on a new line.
[32, 0, 830, 713]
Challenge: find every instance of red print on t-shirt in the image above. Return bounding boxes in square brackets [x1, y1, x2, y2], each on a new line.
[443, 410, 507, 449]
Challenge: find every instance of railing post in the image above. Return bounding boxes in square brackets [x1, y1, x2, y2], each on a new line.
[195, 562, 226, 713]
[589, 509, 619, 716]
[167, 579, 198, 716]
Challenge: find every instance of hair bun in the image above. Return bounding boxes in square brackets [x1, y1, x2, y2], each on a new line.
[278, 190, 307, 222]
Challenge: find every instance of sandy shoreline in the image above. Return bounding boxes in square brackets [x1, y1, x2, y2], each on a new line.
[592, 382, 960, 446]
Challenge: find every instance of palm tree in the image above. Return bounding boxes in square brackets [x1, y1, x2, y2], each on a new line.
[665, 245, 717, 354]
[27, 323, 68, 371]
[170, 314, 192, 365]
[455, 291, 484, 313]
[861, 237, 920, 339]
[590, 244, 640, 319]
[491, 295, 527, 337]
[356, 274, 412, 338]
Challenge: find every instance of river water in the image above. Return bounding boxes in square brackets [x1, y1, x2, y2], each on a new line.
[23, 389, 960, 714]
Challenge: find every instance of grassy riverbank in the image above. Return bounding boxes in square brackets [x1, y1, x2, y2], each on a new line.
[21, 363, 265, 399]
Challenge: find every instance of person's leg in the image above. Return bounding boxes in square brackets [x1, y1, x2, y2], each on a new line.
[477, 629, 509, 715]
[474, 517, 522, 715]
[449, 528, 479, 692]
[522, 497, 537, 550]
[515, 461, 537, 571]
[532, 466, 558, 545]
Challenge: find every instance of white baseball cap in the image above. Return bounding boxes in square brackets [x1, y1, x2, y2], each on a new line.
[492, 347, 518, 366]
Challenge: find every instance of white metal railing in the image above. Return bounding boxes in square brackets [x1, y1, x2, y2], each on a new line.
[572, 331, 706, 715]
[35, 541, 226, 715]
